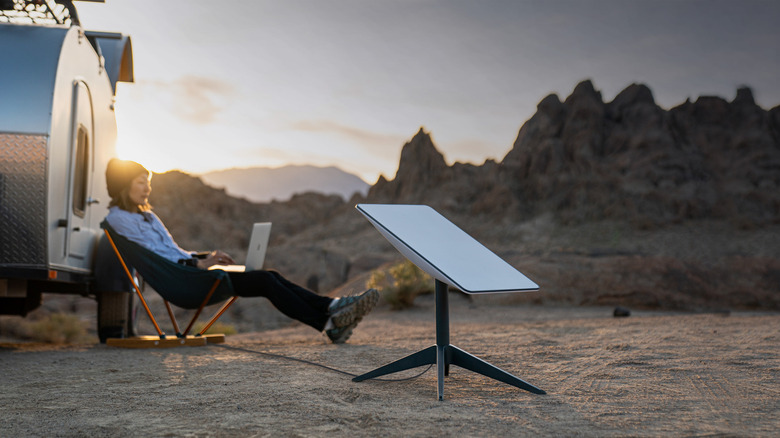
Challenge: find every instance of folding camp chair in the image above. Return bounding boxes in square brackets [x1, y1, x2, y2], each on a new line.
[100, 221, 239, 348]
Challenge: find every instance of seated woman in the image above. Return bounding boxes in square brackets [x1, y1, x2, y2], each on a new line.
[104, 159, 378, 344]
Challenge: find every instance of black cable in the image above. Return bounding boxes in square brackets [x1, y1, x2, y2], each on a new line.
[210, 343, 433, 382]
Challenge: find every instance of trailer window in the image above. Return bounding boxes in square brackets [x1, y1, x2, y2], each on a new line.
[72, 125, 89, 218]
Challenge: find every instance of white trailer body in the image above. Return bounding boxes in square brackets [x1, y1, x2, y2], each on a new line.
[0, 6, 133, 318]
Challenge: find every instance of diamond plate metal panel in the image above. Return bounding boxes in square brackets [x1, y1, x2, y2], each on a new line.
[0, 133, 47, 266]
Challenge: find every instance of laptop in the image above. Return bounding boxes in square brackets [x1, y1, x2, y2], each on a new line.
[209, 222, 272, 272]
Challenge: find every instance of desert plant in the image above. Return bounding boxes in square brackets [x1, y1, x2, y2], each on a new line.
[367, 260, 433, 309]
[7, 313, 94, 344]
[192, 321, 238, 336]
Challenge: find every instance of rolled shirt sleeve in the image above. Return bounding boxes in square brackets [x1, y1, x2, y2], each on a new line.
[106, 206, 194, 263]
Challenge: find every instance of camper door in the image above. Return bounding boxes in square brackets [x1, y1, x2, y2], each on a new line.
[64, 80, 96, 265]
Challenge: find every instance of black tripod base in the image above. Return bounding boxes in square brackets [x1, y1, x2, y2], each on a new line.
[352, 343, 545, 400]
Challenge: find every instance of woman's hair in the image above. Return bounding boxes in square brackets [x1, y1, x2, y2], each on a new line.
[105, 158, 152, 213]
[108, 183, 152, 212]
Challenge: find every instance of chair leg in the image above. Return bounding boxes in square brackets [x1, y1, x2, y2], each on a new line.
[197, 296, 238, 336]
[183, 278, 222, 336]
[164, 300, 182, 337]
[104, 230, 166, 338]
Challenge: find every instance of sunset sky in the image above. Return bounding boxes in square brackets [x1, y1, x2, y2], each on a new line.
[77, 0, 780, 183]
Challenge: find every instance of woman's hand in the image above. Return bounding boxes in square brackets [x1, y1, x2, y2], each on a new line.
[196, 250, 235, 269]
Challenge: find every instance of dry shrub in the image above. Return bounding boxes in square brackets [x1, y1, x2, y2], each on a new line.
[192, 321, 238, 335]
[0, 313, 93, 344]
[367, 260, 433, 310]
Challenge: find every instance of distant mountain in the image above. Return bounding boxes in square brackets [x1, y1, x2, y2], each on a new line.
[199, 165, 370, 202]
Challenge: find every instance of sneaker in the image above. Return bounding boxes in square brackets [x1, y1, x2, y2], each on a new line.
[330, 289, 379, 328]
[326, 323, 356, 344]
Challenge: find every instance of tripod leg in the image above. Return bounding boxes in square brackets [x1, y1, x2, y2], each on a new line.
[437, 344, 447, 400]
[353, 345, 437, 382]
[449, 345, 546, 394]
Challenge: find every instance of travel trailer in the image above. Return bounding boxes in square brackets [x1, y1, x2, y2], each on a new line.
[0, 0, 135, 339]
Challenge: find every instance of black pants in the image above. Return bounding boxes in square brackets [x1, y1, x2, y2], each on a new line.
[227, 270, 333, 331]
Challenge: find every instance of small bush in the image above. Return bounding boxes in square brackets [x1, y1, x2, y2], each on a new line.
[0, 313, 93, 344]
[192, 321, 237, 335]
[367, 260, 433, 310]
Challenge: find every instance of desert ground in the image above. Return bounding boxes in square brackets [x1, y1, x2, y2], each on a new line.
[1, 293, 778, 437]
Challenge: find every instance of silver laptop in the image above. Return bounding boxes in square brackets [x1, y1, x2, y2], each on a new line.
[210, 222, 272, 272]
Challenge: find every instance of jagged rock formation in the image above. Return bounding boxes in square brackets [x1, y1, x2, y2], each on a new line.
[514, 81, 779, 226]
[369, 129, 515, 220]
[372, 80, 780, 227]
[369, 128, 450, 203]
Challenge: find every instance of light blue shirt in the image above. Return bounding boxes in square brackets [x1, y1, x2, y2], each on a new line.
[106, 206, 194, 263]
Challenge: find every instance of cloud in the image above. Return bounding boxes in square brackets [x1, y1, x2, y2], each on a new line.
[170, 75, 234, 124]
[290, 119, 405, 146]
[135, 76, 234, 125]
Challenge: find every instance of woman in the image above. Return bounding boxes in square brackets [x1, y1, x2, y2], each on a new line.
[104, 159, 377, 344]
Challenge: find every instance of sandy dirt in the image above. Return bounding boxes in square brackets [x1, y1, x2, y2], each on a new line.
[1, 295, 778, 437]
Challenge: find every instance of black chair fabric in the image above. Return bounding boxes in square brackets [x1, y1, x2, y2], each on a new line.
[101, 221, 234, 309]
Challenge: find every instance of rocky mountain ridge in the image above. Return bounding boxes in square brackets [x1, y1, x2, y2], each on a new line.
[149, 80, 779, 311]
[371, 81, 779, 227]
